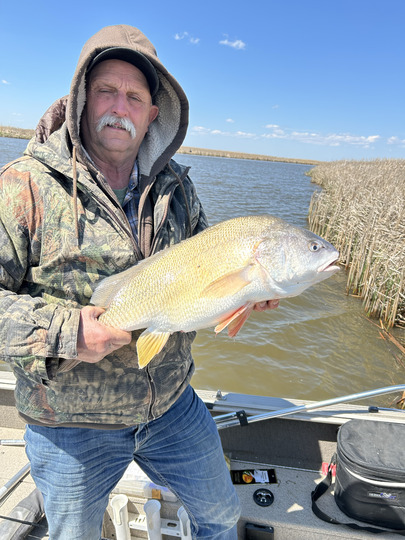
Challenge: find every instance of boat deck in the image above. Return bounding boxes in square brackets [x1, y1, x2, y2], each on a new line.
[0, 376, 404, 539]
[0, 426, 48, 540]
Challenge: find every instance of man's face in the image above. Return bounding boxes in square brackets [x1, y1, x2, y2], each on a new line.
[81, 59, 159, 165]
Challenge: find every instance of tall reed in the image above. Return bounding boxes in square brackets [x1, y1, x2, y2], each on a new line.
[308, 159, 405, 328]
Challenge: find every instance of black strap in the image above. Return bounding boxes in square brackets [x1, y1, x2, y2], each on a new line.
[236, 410, 249, 426]
[311, 455, 405, 536]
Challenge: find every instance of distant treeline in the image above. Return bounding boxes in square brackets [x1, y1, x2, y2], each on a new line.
[308, 159, 405, 329]
[0, 126, 319, 165]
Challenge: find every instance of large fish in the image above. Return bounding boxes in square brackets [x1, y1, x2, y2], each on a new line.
[91, 215, 339, 368]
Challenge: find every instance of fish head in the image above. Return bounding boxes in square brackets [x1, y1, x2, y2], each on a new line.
[255, 220, 340, 298]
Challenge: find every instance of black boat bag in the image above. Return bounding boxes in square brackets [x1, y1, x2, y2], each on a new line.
[312, 419, 405, 535]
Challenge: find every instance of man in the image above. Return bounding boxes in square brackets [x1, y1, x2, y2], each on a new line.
[0, 25, 278, 539]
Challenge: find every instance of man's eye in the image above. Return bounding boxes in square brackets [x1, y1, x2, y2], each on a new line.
[96, 88, 114, 95]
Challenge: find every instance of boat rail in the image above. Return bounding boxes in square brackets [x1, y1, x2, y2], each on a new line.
[214, 384, 405, 430]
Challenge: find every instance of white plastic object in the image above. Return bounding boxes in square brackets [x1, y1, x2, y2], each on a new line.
[113, 461, 177, 501]
[144, 499, 162, 540]
[110, 494, 131, 540]
[143, 481, 178, 502]
[129, 508, 192, 539]
[178, 506, 192, 540]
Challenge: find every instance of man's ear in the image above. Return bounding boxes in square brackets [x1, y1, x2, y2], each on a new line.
[148, 105, 159, 125]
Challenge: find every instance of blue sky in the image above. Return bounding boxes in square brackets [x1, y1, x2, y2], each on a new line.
[1, 0, 404, 161]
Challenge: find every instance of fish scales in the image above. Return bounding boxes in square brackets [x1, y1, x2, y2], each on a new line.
[97, 216, 266, 329]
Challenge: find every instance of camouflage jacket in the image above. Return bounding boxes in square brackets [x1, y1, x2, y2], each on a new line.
[0, 125, 208, 427]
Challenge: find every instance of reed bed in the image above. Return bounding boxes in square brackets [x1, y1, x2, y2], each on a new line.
[308, 159, 405, 328]
[0, 125, 34, 139]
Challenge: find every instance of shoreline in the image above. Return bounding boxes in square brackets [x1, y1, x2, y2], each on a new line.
[177, 146, 320, 165]
[0, 126, 35, 140]
[0, 126, 319, 165]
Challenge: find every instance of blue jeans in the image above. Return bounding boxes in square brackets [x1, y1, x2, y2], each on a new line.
[24, 385, 240, 539]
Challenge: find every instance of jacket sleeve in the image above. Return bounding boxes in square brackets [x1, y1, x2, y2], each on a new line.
[0, 166, 80, 380]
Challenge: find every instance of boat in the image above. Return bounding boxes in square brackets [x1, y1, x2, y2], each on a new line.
[0, 370, 404, 539]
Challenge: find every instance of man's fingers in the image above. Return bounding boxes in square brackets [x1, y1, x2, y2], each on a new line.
[253, 299, 280, 312]
[77, 306, 132, 363]
[108, 329, 132, 349]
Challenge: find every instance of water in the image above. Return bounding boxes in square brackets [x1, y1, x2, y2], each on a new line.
[1, 137, 404, 402]
[0, 137, 28, 167]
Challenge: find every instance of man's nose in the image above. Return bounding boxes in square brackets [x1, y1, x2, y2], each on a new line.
[111, 92, 128, 116]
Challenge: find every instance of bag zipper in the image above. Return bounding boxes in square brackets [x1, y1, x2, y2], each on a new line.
[344, 466, 405, 488]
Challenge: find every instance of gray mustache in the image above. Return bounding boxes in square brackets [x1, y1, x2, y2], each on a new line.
[96, 114, 136, 139]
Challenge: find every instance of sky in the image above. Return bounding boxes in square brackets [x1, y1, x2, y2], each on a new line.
[1, 0, 404, 162]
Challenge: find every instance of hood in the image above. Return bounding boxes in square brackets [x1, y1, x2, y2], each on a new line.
[37, 25, 189, 180]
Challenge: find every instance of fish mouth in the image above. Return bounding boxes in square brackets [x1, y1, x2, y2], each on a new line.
[317, 257, 340, 273]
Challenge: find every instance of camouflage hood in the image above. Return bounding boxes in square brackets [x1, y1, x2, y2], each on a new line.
[36, 24, 189, 180]
[31, 24, 191, 257]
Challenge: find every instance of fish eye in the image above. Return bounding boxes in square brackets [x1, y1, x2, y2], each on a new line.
[309, 241, 322, 252]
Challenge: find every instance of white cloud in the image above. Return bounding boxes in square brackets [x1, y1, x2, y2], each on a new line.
[174, 32, 200, 44]
[388, 136, 405, 146]
[1, 79, 11, 85]
[235, 130, 255, 138]
[219, 38, 246, 50]
[226, 118, 234, 123]
[192, 123, 387, 149]
[263, 125, 380, 148]
[264, 125, 286, 137]
[192, 126, 211, 134]
[191, 126, 255, 139]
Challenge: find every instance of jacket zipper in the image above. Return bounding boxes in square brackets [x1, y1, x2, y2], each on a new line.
[72, 160, 143, 259]
[149, 177, 188, 255]
[91, 180, 142, 258]
[146, 365, 156, 420]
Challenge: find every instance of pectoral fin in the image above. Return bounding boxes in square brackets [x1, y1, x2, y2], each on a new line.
[136, 329, 171, 369]
[201, 268, 252, 298]
[215, 302, 255, 337]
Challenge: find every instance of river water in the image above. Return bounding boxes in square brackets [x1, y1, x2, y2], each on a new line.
[1, 137, 404, 402]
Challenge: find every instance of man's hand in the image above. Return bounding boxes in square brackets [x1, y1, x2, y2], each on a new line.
[253, 299, 280, 312]
[77, 305, 132, 363]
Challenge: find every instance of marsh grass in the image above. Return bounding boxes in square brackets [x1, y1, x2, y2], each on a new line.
[308, 159, 405, 328]
[0, 125, 35, 139]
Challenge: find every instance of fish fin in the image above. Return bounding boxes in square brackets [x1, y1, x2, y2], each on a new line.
[201, 268, 251, 298]
[136, 329, 171, 369]
[215, 303, 255, 337]
[227, 303, 255, 337]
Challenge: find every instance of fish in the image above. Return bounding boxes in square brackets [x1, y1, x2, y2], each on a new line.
[91, 215, 340, 368]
